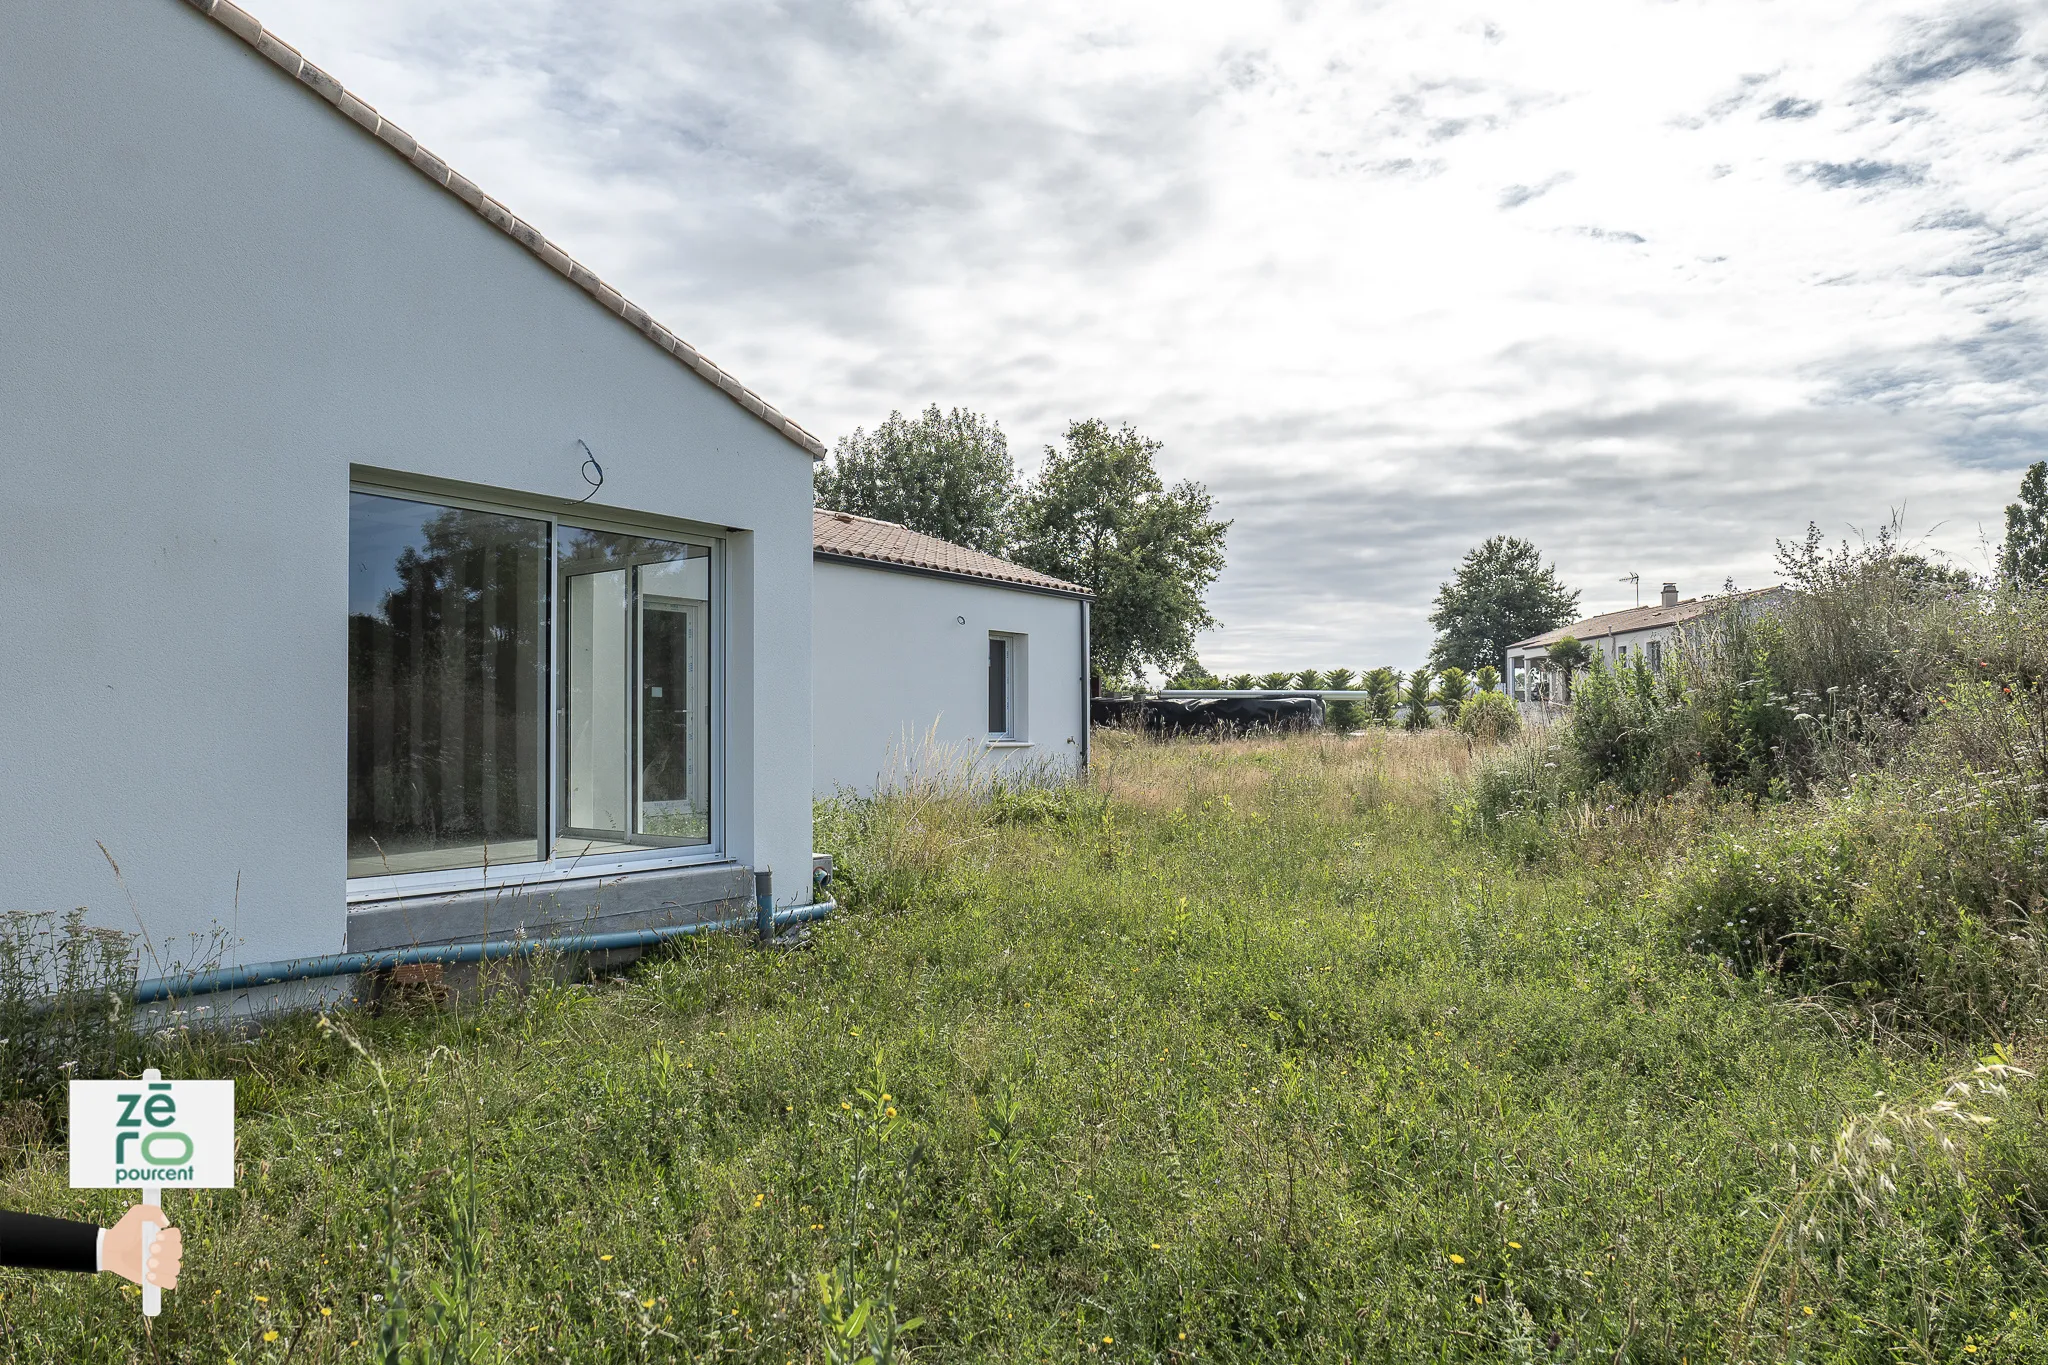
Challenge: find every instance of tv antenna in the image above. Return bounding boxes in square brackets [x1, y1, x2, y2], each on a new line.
[1619, 571, 1640, 607]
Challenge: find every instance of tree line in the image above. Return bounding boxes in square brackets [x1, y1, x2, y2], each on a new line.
[815, 406, 1230, 683]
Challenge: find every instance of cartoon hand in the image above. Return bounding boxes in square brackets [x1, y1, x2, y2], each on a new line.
[103, 1204, 182, 1290]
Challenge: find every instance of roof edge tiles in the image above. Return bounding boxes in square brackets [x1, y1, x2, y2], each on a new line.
[178, 0, 826, 461]
[813, 510, 1091, 598]
[1506, 586, 1782, 652]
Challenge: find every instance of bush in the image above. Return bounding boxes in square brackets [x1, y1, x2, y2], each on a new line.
[1455, 690, 1519, 742]
[1666, 727, 2048, 1038]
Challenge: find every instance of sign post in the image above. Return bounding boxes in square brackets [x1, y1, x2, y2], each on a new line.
[70, 1068, 234, 1318]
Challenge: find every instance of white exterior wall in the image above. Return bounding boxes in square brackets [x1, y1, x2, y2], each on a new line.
[813, 562, 1088, 797]
[0, 1, 816, 971]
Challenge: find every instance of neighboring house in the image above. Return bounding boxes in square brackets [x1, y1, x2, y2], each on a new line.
[2, 0, 827, 1006]
[813, 511, 1091, 796]
[1508, 582, 1784, 704]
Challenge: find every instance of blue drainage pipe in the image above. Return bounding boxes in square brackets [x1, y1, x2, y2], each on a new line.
[132, 898, 837, 1005]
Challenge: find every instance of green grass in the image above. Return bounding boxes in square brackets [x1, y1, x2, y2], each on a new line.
[3, 731, 2044, 1361]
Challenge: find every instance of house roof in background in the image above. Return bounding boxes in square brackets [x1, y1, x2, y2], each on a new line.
[1508, 587, 1782, 652]
[176, 0, 826, 460]
[813, 510, 1091, 597]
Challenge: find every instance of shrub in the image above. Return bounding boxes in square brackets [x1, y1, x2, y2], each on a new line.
[1455, 730, 1578, 863]
[1475, 665, 1502, 693]
[0, 911, 141, 1121]
[1455, 690, 1520, 742]
[1666, 755, 2048, 1037]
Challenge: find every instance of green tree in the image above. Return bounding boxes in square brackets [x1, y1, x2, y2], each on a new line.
[1294, 669, 1324, 690]
[814, 405, 1015, 554]
[1999, 460, 2048, 587]
[1224, 673, 1255, 690]
[1257, 672, 1293, 691]
[1427, 536, 1580, 676]
[1364, 668, 1401, 725]
[1474, 665, 1502, 693]
[1165, 657, 1219, 689]
[1402, 667, 1436, 731]
[1322, 668, 1360, 730]
[1546, 636, 1590, 702]
[1011, 420, 1230, 681]
[1435, 666, 1472, 715]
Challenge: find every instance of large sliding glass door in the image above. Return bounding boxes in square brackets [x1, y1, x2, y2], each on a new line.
[347, 489, 718, 885]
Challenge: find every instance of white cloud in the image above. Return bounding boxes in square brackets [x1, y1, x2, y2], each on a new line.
[252, 0, 2048, 669]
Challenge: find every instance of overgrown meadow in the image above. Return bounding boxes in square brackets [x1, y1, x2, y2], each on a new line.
[1, 720, 2044, 1361]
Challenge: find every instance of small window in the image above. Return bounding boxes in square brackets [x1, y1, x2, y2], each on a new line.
[1648, 639, 1663, 672]
[988, 633, 1024, 739]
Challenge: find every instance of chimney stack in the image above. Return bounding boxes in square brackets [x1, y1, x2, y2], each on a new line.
[1660, 582, 1679, 608]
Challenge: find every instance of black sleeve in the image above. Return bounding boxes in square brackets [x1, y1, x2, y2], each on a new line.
[0, 1211, 100, 1273]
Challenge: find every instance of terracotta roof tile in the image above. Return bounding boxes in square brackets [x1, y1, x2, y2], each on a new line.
[813, 510, 1089, 597]
[176, 0, 826, 460]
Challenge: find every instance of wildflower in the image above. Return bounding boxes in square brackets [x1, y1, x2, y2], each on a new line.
[1151, 1242, 1162, 1250]
[600, 1254, 614, 1262]
[320, 1307, 332, 1317]
[263, 1331, 279, 1342]
[255, 1295, 269, 1303]
[1103, 1337, 1113, 1344]
[642, 1298, 656, 1309]
[1448, 1253, 1465, 1265]
[1507, 1242, 1521, 1250]
[842, 1101, 851, 1110]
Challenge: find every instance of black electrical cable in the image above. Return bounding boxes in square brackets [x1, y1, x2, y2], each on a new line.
[574, 439, 604, 503]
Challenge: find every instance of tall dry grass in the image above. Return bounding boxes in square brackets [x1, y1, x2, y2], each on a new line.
[1089, 726, 1478, 818]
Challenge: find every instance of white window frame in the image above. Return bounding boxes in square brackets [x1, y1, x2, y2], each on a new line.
[345, 474, 728, 905]
[987, 631, 1029, 745]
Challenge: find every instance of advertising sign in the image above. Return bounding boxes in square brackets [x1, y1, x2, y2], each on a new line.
[69, 1077, 235, 1190]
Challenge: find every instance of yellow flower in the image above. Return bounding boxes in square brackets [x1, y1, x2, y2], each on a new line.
[263, 1331, 279, 1342]
[885, 1106, 897, 1118]
[1178, 1333, 1187, 1341]
[1151, 1243, 1162, 1250]
[1507, 1242, 1521, 1250]
[842, 1101, 852, 1110]
[1102, 1337, 1113, 1345]
[1964, 1347, 1978, 1355]
[1803, 1305, 1814, 1316]
[880, 1093, 892, 1102]
[320, 1307, 332, 1317]
[1448, 1254, 1465, 1265]
[600, 1254, 614, 1262]
[642, 1298, 656, 1309]
[1474, 1294, 1484, 1305]
[255, 1295, 270, 1303]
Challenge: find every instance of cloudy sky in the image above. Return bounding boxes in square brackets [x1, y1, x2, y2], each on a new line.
[257, 0, 2047, 672]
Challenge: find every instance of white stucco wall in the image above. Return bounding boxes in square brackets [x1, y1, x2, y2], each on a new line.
[813, 562, 1089, 797]
[0, 0, 816, 972]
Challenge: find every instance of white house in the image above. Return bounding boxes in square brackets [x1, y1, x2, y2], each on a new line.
[1508, 582, 1783, 704]
[2, 0, 826, 1006]
[813, 512, 1092, 796]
